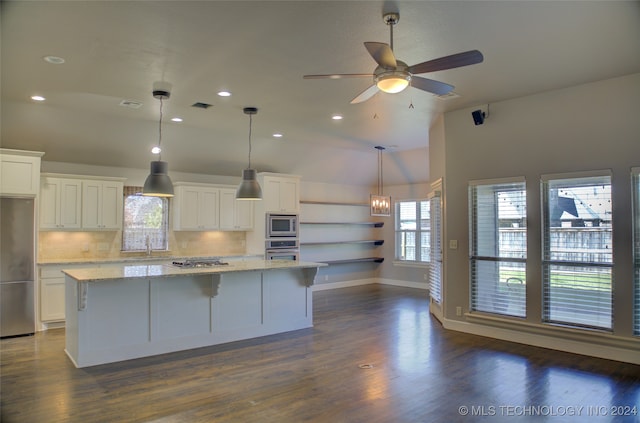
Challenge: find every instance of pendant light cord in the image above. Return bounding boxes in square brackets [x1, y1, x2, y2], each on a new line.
[247, 113, 253, 170]
[158, 97, 164, 161]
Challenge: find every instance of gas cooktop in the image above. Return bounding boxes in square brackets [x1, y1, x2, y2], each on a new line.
[171, 259, 229, 268]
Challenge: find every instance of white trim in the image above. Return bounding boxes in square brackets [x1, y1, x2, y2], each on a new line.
[392, 260, 429, 268]
[468, 175, 525, 186]
[540, 168, 612, 182]
[311, 278, 376, 291]
[443, 315, 640, 365]
[379, 278, 429, 290]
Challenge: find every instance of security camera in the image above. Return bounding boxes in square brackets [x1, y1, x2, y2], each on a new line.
[472, 109, 485, 126]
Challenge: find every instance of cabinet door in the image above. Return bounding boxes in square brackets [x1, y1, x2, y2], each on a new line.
[82, 180, 102, 229]
[60, 180, 82, 228]
[0, 154, 41, 196]
[219, 188, 237, 230]
[176, 187, 201, 230]
[40, 178, 81, 229]
[262, 176, 299, 213]
[219, 188, 254, 231]
[40, 179, 61, 229]
[40, 268, 65, 322]
[199, 188, 219, 229]
[100, 181, 123, 229]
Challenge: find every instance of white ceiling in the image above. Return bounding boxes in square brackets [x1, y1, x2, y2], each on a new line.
[2, 1, 639, 186]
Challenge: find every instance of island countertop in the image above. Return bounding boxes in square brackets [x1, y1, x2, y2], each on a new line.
[62, 259, 327, 282]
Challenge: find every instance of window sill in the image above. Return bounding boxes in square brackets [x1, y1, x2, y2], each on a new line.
[392, 260, 429, 268]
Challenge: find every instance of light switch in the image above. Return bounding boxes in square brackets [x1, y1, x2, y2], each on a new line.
[449, 240, 458, 250]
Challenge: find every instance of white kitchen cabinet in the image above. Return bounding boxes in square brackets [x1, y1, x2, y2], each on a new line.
[82, 180, 123, 229]
[40, 177, 82, 230]
[0, 149, 44, 196]
[219, 188, 254, 231]
[39, 267, 66, 322]
[173, 184, 220, 230]
[261, 174, 300, 213]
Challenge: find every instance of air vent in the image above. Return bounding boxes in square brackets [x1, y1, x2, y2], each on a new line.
[192, 102, 212, 109]
[119, 99, 143, 109]
[436, 91, 460, 100]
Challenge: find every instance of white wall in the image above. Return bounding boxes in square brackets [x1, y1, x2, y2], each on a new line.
[433, 72, 640, 361]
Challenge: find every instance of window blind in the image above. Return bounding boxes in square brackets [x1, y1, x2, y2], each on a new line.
[541, 172, 612, 330]
[632, 168, 640, 336]
[469, 179, 526, 317]
[429, 193, 442, 304]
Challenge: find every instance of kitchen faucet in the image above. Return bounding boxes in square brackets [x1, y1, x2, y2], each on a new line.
[145, 235, 151, 256]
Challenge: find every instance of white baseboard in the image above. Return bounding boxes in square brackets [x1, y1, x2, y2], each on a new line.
[312, 278, 429, 291]
[443, 317, 640, 365]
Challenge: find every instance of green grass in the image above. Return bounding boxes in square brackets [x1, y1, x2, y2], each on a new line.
[497, 268, 611, 292]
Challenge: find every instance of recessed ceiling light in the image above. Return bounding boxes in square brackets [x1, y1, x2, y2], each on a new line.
[332, 114, 343, 120]
[217, 91, 231, 97]
[43, 55, 65, 65]
[272, 133, 283, 138]
[31, 95, 46, 102]
[171, 117, 183, 122]
[151, 146, 161, 154]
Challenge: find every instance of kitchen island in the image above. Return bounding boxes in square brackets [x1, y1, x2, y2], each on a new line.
[63, 260, 326, 368]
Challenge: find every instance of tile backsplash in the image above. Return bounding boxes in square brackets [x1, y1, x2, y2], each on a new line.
[38, 230, 247, 261]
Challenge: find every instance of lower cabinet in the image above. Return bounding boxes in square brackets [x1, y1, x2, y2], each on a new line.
[39, 267, 66, 322]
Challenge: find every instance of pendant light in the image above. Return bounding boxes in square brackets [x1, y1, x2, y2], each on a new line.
[371, 145, 391, 216]
[142, 86, 174, 197]
[236, 107, 262, 200]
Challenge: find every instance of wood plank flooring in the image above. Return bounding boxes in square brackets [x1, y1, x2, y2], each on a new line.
[2, 284, 640, 422]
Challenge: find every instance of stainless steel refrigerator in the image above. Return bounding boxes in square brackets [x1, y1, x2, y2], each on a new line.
[0, 197, 35, 337]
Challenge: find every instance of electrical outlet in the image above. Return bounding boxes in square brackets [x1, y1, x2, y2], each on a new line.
[456, 306, 462, 316]
[324, 275, 328, 281]
[424, 273, 428, 280]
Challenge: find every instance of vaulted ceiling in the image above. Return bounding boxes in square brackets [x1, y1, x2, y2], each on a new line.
[2, 1, 639, 186]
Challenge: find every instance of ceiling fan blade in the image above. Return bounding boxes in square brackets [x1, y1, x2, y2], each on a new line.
[364, 42, 397, 68]
[303, 73, 373, 79]
[411, 76, 454, 96]
[350, 85, 379, 104]
[407, 50, 484, 75]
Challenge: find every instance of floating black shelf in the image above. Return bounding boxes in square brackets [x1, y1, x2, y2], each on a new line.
[301, 240, 384, 246]
[323, 257, 385, 265]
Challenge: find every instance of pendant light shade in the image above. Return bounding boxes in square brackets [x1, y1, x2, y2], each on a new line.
[142, 85, 174, 197]
[236, 168, 263, 200]
[236, 107, 262, 200]
[371, 145, 391, 216]
[143, 160, 174, 197]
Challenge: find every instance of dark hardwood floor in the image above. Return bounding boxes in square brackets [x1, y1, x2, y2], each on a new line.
[2, 285, 640, 422]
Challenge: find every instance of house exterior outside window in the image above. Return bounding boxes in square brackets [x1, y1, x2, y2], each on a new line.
[395, 200, 430, 263]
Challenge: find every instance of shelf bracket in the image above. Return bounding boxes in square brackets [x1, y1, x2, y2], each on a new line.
[211, 274, 222, 298]
[301, 267, 319, 287]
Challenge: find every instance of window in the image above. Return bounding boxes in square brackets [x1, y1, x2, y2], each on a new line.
[395, 200, 430, 263]
[469, 178, 527, 317]
[122, 186, 169, 251]
[541, 172, 612, 330]
[632, 168, 640, 336]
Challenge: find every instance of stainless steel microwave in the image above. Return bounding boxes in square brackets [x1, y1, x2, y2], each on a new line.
[266, 213, 298, 238]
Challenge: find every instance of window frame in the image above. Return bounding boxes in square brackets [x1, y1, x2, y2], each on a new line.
[394, 199, 430, 264]
[121, 187, 170, 252]
[469, 177, 527, 318]
[541, 170, 613, 331]
[632, 167, 640, 336]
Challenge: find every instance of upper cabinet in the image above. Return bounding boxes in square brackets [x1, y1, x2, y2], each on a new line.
[82, 180, 123, 229]
[40, 177, 82, 230]
[261, 174, 300, 213]
[0, 149, 44, 196]
[219, 188, 254, 231]
[173, 184, 220, 231]
[173, 183, 255, 232]
[39, 174, 125, 231]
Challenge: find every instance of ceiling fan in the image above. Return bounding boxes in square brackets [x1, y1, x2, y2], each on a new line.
[303, 12, 484, 104]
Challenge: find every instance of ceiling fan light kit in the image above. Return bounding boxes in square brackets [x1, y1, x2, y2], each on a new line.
[143, 85, 174, 197]
[303, 11, 483, 104]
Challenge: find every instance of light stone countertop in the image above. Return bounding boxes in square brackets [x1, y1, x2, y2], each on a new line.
[62, 260, 327, 282]
[38, 255, 263, 266]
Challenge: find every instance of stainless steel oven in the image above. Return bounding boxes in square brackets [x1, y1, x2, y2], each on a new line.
[265, 238, 299, 261]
